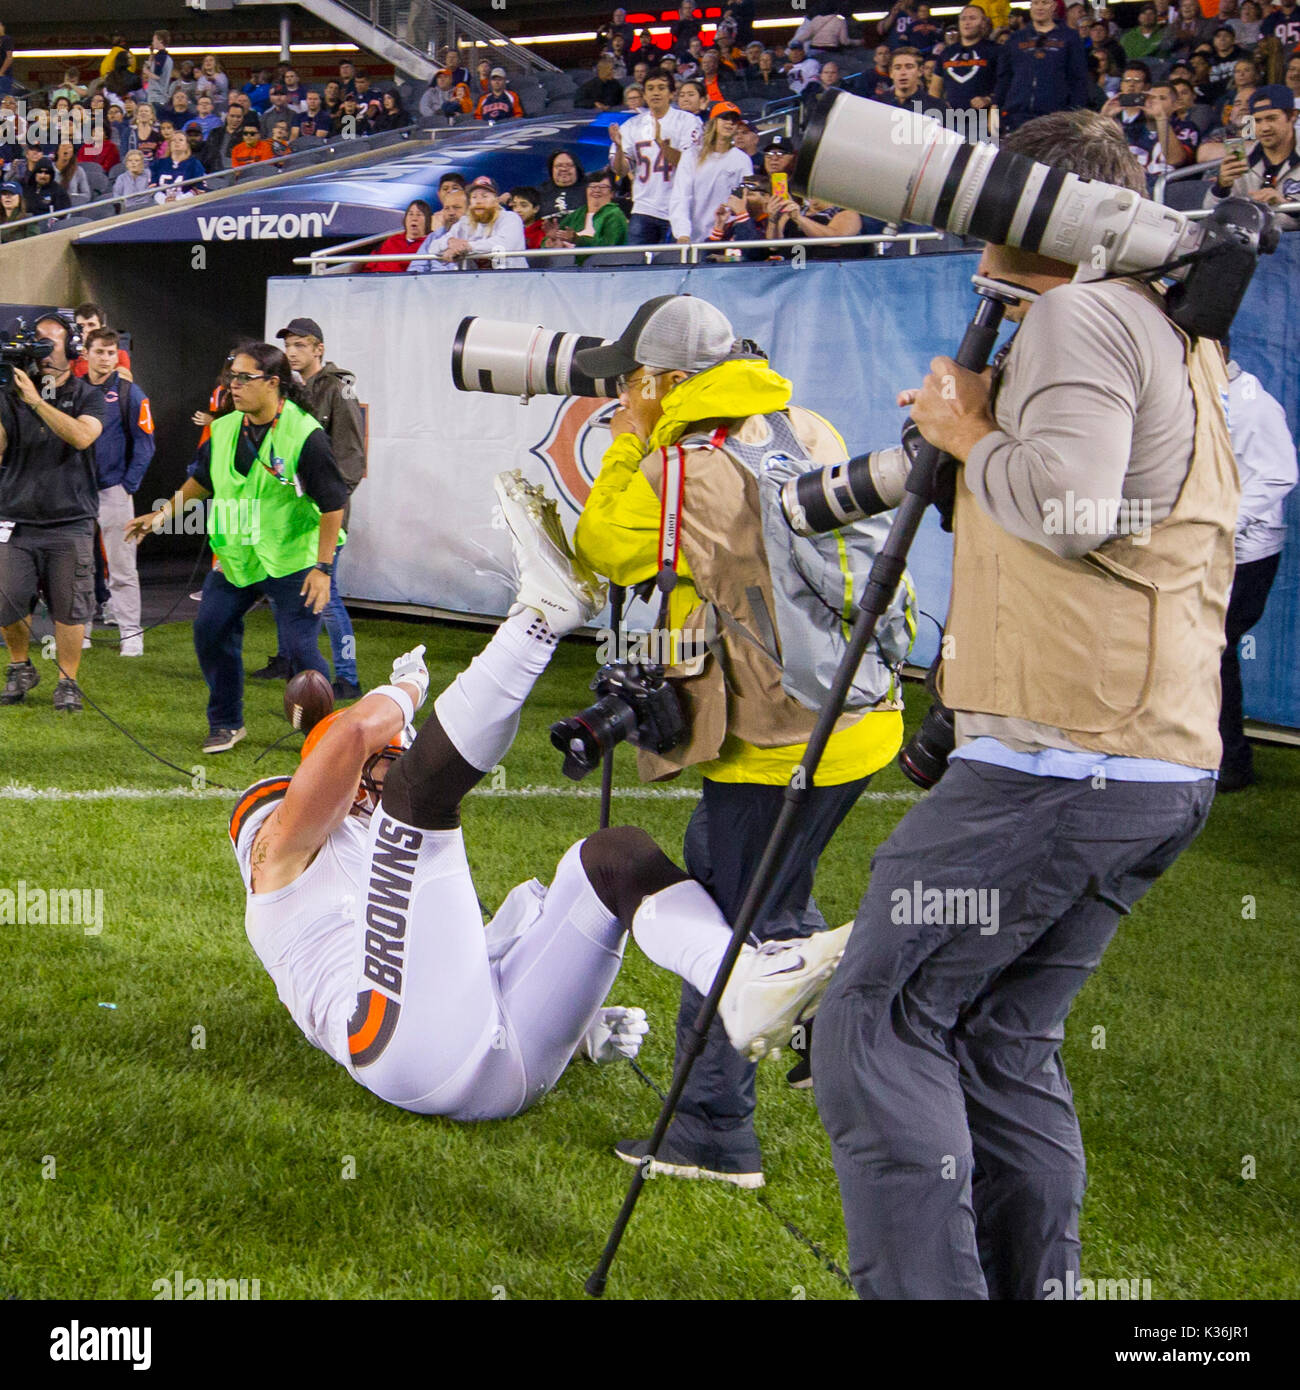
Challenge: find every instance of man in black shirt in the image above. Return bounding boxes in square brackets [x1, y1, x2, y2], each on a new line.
[940, 6, 999, 113]
[0, 313, 107, 712]
[577, 56, 625, 111]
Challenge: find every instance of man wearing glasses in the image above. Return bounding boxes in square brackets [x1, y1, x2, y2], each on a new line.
[126, 342, 347, 753]
[573, 296, 905, 1187]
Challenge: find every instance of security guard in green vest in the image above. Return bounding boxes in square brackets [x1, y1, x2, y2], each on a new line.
[128, 343, 349, 753]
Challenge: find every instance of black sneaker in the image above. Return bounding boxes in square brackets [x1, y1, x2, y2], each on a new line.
[786, 1016, 814, 1089]
[1, 660, 41, 705]
[53, 677, 83, 713]
[613, 1137, 765, 1190]
[249, 653, 291, 681]
[202, 726, 246, 753]
[332, 678, 363, 701]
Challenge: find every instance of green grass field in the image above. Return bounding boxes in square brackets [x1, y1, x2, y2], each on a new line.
[1, 611, 1297, 1301]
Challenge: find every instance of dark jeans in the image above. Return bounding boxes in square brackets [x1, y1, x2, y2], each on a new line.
[627, 212, 674, 246]
[193, 564, 329, 730]
[665, 774, 871, 1169]
[813, 760, 1214, 1299]
[268, 544, 357, 685]
[1219, 551, 1281, 775]
[321, 553, 358, 684]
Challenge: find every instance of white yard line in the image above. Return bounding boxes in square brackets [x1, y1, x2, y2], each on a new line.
[0, 782, 924, 805]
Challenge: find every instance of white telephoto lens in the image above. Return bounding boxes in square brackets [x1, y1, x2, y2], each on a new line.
[795, 90, 1201, 277]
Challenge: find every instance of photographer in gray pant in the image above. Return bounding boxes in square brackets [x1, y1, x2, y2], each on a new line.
[814, 111, 1234, 1298]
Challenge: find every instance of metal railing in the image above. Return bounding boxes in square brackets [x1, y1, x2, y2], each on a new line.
[294, 229, 945, 273]
[1152, 157, 1222, 206]
[340, 0, 558, 75]
[0, 125, 422, 242]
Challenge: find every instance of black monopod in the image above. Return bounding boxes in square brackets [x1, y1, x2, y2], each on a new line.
[585, 279, 1022, 1296]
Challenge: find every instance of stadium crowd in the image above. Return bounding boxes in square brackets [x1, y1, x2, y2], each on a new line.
[0, 4, 1297, 248]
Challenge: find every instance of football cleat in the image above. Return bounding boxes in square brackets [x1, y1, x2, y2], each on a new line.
[493, 470, 606, 637]
[719, 924, 853, 1063]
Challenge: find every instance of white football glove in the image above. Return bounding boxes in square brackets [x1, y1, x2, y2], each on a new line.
[582, 1006, 649, 1065]
[389, 644, 430, 712]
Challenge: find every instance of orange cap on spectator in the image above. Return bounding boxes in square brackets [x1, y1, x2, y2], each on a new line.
[710, 101, 742, 119]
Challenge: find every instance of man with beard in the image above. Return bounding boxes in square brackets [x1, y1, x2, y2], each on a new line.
[409, 173, 469, 274]
[438, 175, 527, 269]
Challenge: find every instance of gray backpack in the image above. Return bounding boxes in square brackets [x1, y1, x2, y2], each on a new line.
[671, 411, 917, 712]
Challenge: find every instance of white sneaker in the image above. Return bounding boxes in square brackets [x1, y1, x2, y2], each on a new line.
[493, 470, 606, 637]
[719, 923, 853, 1063]
[120, 637, 143, 657]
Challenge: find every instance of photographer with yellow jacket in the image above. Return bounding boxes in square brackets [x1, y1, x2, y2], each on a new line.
[574, 294, 905, 1187]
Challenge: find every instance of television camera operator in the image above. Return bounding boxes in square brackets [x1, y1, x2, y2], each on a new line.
[810, 110, 1238, 1299]
[0, 314, 106, 713]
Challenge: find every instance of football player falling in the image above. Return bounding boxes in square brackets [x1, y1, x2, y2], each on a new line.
[229, 472, 850, 1122]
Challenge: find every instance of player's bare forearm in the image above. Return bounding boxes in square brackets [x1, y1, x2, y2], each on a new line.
[345, 680, 423, 754]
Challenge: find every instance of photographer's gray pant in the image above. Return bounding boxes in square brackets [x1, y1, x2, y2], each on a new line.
[813, 760, 1214, 1299]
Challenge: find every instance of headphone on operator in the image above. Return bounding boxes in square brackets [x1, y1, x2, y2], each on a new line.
[36, 308, 84, 360]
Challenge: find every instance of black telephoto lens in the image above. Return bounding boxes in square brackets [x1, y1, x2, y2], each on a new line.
[897, 656, 957, 790]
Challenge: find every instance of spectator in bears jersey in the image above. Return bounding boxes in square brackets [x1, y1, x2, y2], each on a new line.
[475, 68, 524, 121]
[151, 129, 207, 201]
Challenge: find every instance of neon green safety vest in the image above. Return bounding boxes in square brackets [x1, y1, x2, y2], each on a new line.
[207, 400, 340, 588]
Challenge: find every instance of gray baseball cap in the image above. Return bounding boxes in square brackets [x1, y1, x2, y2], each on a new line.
[574, 295, 739, 378]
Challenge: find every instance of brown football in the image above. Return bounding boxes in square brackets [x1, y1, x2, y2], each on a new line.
[284, 668, 335, 735]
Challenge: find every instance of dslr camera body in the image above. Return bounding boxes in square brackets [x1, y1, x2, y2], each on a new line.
[550, 661, 687, 781]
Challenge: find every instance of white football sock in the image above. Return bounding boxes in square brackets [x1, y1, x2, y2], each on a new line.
[433, 609, 557, 773]
[630, 880, 745, 998]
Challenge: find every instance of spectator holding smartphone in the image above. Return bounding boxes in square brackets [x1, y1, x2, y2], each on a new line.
[1206, 86, 1300, 232]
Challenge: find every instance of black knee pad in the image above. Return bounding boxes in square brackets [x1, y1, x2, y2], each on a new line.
[580, 825, 689, 929]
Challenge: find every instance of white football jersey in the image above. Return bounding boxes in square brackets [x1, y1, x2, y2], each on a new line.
[230, 777, 372, 1070]
[618, 107, 703, 220]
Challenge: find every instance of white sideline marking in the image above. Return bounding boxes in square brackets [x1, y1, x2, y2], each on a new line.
[0, 782, 924, 805]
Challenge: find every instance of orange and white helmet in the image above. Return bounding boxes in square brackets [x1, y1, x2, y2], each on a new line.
[301, 712, 414, 815]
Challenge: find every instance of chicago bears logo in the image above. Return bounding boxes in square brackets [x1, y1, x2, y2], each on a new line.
[529, 396, 619, 514]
